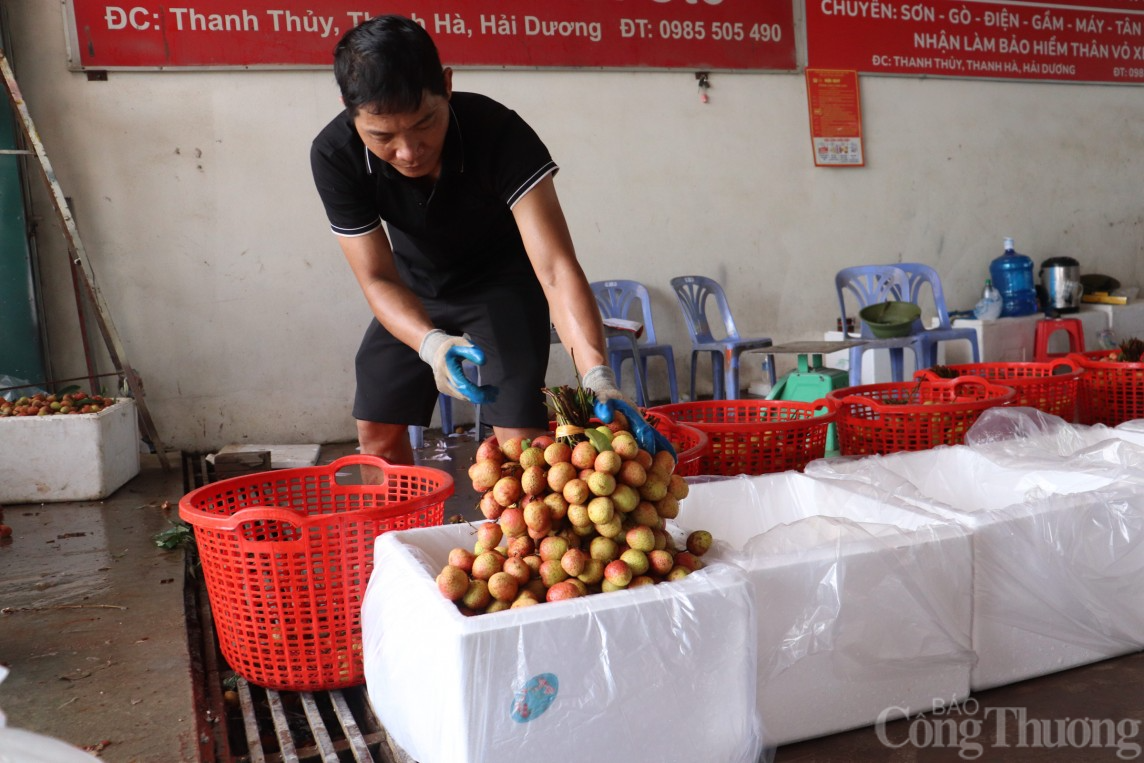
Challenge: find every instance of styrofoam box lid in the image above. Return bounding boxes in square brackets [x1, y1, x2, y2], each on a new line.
[362, 523, 763, 763]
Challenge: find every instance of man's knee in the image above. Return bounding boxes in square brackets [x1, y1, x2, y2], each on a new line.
[357, 420, 414, 465]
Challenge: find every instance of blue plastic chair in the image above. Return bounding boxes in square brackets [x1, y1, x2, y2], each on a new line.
[591, 280, 680, 406]
[409, 394, 456, 449]
[897, 263, 981, 367]
[835, 266, 925, 386]
[670, 275, 776, 400]
[409, 361, 485, 448]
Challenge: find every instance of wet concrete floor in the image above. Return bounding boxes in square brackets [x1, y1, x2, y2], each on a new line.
[0, 454, 197, 761]
[0, 432, 1141, 762]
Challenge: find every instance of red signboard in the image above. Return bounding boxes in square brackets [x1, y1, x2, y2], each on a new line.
[807, 0, 1144, 84]
[66, 1, 796, 71]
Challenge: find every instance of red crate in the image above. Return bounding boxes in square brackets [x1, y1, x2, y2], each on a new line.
[915, 359, 1082, 421]
[179, 455, 452, 691]
[827, 377, 1016, 456]
[1070, 350, 1144, 427]
[647, 399, 836, 476]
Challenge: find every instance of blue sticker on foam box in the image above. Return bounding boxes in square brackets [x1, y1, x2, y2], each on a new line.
[511, 673, 559, 723]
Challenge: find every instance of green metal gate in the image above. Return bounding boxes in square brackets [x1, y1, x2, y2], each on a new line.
[0, 87, 45, 391]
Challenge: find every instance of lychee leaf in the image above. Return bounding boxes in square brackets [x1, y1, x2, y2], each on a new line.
[585, 428, 613, 452]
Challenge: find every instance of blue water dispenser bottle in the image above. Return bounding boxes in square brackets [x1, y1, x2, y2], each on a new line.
[989, 237, 1038, 317]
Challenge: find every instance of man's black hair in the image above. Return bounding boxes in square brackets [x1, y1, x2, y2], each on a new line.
[333, 15, 447, 116]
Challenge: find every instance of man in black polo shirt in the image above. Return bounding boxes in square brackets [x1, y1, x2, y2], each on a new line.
[311, 15, 667, 465]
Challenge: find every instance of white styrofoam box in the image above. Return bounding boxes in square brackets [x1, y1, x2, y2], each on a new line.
[0, 399, 140, 503]
[362, 524, 763, 763]
[807, 446, 1144, 690]
[946, 310, 1108, 364]
[677, 472, 973, 746]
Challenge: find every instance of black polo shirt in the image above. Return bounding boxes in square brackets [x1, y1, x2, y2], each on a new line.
[310, 92, 558, 300]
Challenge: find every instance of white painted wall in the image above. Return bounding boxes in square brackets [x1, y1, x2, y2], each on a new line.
[6, 3, 1143, 451]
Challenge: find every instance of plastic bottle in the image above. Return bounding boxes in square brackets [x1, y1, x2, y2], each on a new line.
[989, 237, 1038, 317]
[973, 278, 1003, 320]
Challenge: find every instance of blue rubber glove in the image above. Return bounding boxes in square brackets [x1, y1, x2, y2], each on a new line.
[419, 329, 499, 405]
[583, 365, 676, 460]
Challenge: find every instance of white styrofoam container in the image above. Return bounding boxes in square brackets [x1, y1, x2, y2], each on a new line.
[808, 445, 1144, 690]
[362, 524, 763, 763]
[677, 471, 973, 746]
[0, 399, 140, 503]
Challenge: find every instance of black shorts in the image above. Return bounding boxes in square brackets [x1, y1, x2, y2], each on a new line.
[353, 277, 551, 428]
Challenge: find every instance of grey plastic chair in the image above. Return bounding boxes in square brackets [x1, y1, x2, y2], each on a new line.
[897, 262, 981, 367]
[834, 265, 925, 386]
[591, 279, 680, 405]
[670, 275, 775, 400]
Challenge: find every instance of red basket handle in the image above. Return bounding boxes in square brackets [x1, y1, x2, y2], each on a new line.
[837, 376, 999, 411]
[810, 397, 839, 415]
[324, 453, 394, 480]
[950, 375, 1019, 406]
[1047, 357, 1080, 375]
[947, 375, 1017, 401]
[949, 375, 991, 393]
[179, 503, 310, 533]
[179, 454, 453, 531]
[323, 454, 455, 518]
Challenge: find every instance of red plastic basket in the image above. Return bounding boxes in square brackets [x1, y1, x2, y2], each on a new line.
[827, 376, 1016, 456]
[1070, 350, 1144, 426]
[644, 413, 709, 477]
[178, 455, 453, 691]
[915, 359, 1082, 421]
[647, 399, 836, 476]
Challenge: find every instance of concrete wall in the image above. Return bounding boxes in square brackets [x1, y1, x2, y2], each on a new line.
[5, 2, 1143, 452]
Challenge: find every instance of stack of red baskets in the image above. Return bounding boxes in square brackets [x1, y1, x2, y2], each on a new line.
[826, 376, 1016, 456]
[647, 399, 836, 476]
[1070, 349, 1144, 426]
[179, 455, 453, 691]
[914, 358, 1083, 421]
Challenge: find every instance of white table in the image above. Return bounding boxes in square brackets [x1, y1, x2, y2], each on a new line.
[825, 310, 1110, 384]
[947, 311, 1109, 364]
[1080, 300, 1144, 345]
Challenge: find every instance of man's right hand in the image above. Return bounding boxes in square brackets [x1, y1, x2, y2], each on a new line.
[419, 329, 499, 405]
[583, 365, 676, 460]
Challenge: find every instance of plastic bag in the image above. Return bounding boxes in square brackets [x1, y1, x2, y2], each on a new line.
[0, 666, 101, 762]
[0, 375, 46, 403]
[807, 440, 1144, 691]
[675, 471, 973, 747]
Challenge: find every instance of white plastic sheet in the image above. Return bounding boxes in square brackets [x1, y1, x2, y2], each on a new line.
[0, 666, 100, 763]
[676, 471, 973, 746]
[361, 524, 763, 763]
[807, 416, 1144, 690]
